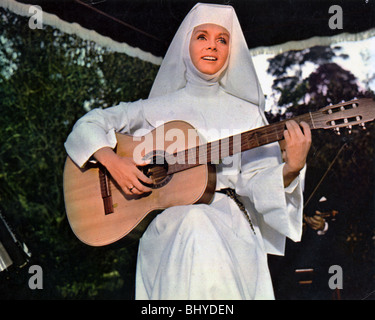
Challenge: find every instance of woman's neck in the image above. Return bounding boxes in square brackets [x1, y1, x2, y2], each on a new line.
[185, 79, 220, 97]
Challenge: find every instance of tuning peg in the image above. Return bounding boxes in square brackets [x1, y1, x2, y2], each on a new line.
[334, 127, 341, 135]
[347, 125, 352, 134]
[360, 123, 366, 130]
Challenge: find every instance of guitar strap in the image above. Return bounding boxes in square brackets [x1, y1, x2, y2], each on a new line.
[217, 188, 256, 234]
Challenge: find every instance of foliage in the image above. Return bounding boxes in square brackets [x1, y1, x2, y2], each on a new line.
[0, 8, 158, 299]
[266, 46, 348, 109]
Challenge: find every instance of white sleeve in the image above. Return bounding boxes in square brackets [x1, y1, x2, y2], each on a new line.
[235, 115, 304, 254]
[64, 100, 151, 168]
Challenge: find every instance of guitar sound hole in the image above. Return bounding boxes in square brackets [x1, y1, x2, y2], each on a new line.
[139, 154, 173, 189]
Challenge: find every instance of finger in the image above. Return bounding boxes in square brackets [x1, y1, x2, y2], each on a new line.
[124, 167, 153, 193]
[284, 121, 297, 142]
[123, 185, 136, 195]
[122, 181, 138, 195]
[124, 159, 153, 185]
[304, 216, 311, 223]
[283, 128, 291, 142]
[300, 121, 312, 141]
[135, 158, 152, 166]
[311, 216, 322, 224]
[126, 184, 144, 195]
[132, 178, 152, 193]
[279, 139, 286, 149]
[287, 120, 306, 140]
[128, 186, 142, 195]
[135, 167, 154, 184]
[285, 120, 299, 133]
[116, 173, 147, 195]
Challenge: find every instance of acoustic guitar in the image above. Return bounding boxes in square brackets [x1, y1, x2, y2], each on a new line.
[63, 98, 375, 246]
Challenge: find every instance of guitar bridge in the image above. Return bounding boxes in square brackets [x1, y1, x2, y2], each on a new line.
[99, 166, 114, 215]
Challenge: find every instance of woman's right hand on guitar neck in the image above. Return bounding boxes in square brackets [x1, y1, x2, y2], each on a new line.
[94, 147, 153, 195]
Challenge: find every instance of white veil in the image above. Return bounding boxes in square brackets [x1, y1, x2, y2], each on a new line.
[148, 2, 266, 113]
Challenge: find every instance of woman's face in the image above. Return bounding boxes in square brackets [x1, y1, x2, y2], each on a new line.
[189, 23, 230, 75]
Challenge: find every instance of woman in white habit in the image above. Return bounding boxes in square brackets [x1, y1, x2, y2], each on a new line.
[65, 3, 311, 299]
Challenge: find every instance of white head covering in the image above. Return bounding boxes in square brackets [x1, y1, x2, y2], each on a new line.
[149, 2, 265, 112]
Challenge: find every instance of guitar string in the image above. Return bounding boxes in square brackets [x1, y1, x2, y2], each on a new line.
[153, 100, 362, 170]
[166, 121, 288, 169]
[146, 103, 363, 179]
[162, 123, 287, 175]
[160, 117, 338, 176]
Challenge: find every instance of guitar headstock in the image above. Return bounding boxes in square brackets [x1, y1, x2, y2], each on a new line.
[314, 98, 375, 134]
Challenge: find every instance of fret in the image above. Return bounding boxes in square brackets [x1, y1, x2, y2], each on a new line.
[309, 111, 316, 129]
[252, 130, 260, 148]
[209, 140, 220, 164]
[187, 145, 197, 164]
[274, 124, 280, 141]
[198, 143, 208, 164]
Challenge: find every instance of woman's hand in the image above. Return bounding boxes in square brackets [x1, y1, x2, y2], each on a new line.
[282, 120, 311, 187]
[94, 147, 153, 195]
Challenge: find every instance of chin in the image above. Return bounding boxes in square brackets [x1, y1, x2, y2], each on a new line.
[201, 70, 216, 75]
[199, 66, 220, 75]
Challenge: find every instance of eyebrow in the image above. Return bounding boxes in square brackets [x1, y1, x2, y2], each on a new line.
[193, 29, 230, 38]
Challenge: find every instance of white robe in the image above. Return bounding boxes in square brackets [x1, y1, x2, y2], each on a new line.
[65, 81, 303, 300]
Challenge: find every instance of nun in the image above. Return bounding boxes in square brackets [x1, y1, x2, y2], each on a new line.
[65, 3, 311, 299]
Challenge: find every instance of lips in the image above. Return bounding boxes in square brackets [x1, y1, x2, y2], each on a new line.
[201, 56, 218, 61]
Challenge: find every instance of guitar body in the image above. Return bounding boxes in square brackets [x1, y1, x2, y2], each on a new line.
[63, 121, 216, 246]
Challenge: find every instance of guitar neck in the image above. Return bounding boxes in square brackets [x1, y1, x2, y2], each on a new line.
[167, 113, 312, 173]
[166, 98, 375, 174]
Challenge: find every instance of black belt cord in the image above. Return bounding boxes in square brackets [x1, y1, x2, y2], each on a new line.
[217, 188, 256, 234]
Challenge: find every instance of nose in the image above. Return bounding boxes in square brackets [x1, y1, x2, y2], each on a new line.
[207, 46, 217, 51]
[206, 39, 217, 51]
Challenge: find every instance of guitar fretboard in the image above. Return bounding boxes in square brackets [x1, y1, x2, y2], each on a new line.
[159, 98, 373, 175]
[165, 113, 313, 174]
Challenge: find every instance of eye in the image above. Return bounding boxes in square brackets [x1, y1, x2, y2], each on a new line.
[217, 37, 227, 44]
[197, 34, 206, 40]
